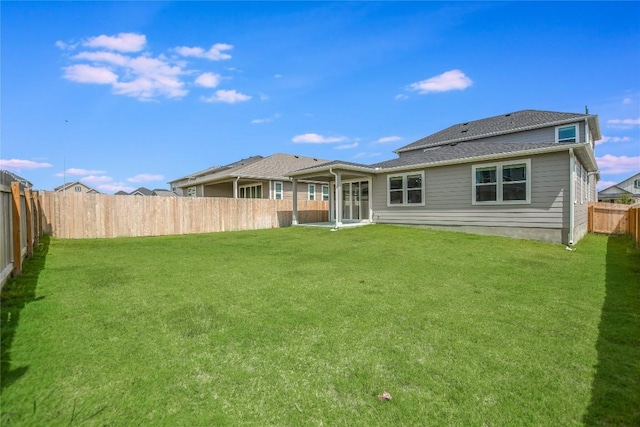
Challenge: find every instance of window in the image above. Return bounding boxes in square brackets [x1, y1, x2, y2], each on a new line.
[273, 182, 283, 200]
[74, 185, 82, 192]
[322, 185, 330, 201]
[557, 125, 578, 143]
[387, 172, 424, 206]
[187, 186, 196, 197]
[308, 184, 316, 201]
[239, 184, 262, 199]
[472, 160, 530, 204]
[635, 179, 640, 189]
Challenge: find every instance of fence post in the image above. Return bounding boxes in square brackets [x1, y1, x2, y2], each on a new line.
[588, 203, 593, 233]
[24, 188, 34, 257]
[11, 181, 22, 276]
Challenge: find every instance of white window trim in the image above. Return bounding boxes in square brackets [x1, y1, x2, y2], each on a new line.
[386, 171, 425, 207]
[239, 183, 263, 199]
[556, 124, 579, 143]
[273, 181, 283, 200]
[322, 184, 330, 201]
[308, 184, 316, 201]
[472, 159, 531, 205]
[634, 179, 640, 189]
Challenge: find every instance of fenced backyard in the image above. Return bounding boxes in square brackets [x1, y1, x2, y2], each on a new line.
[0, 172, 43, 289]
[39, 191, 329, 239]
[588, 201, 640, 246]
[1, 226, 638, 425]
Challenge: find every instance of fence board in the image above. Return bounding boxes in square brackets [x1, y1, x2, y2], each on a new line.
[39, 192, 329, 239]
[588, 202, 637, 237]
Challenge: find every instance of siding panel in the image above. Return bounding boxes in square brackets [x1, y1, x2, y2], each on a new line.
[372, 152, 571, 241]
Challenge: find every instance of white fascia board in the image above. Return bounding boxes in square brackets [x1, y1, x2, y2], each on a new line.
[382, 143, 590, 174]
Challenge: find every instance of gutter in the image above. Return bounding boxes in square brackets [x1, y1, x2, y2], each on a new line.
[569, 148, 575, 245]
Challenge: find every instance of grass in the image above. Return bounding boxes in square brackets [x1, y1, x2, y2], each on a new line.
[1, 225, 638, 426]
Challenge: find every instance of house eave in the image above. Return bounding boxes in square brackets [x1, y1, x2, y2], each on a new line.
[384, 142, 593, 173]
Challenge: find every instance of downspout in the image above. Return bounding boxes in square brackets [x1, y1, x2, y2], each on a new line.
[569, 148, 575, 245]
[329, 167, 340, 229]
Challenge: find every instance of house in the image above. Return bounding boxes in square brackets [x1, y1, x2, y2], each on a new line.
[168, 153, 330, 201]
[288, 109, 601, 245]
[130, 187, 154, 196]
[598, 173, 640, 203]
[1, 170, 33, 189]
[54, 181, 100, 194]
[152, 189, 178, 197]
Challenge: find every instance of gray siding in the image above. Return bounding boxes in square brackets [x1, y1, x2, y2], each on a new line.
[398, 122, 586, 158]
[372, 151, 572, 244]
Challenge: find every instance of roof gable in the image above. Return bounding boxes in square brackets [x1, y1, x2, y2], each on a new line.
[395, 110, 592, 153]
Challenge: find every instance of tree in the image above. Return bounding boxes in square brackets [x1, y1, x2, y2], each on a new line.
[615, 194, 634, 205]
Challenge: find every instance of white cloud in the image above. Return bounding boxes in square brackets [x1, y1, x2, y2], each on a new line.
[55, 168, 106, 177]
[174, 43, 233, 60]
[375, 136, 402, 144]
[98, 183, 136, 193]
[292, 133, 348, 144]
[0, 159, 52, 171]
[623, 97, 633, 104]
[127, 174, 164, 183]
[596, 154, 640, 174]
[274, 74, 283, 78]
[195, 72, 221, 88]
[596, 135, 632, 145]
[335, 142, 358, 150]
[55, 40, 78, 50]
[82, 175, 113, 184]
[409, 69, 473, 94]
[84, 33, 146, 52]
[63, 64, 119, 84]
[201, 89, 251, 104]
[64, 51, 187, 100]
[597, 180, 617, 191]
[607, 117, 640, 128]
[251, 113, 281, 124]
[395, 94, 409, 100]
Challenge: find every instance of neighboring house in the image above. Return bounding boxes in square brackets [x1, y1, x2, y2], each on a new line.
[152, 189, 178, 197]
[54, 181, 100, 194]
[1, 170, 33, 189]
[168, 153, 330, 201]
[130, 187, 154, 196]
[289, 109, 601, 245]
[114, 191, 129, 195]
[598, 173, 640, 203]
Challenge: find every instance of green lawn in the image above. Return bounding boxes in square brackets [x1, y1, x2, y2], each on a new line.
[1, 225, 639, 426]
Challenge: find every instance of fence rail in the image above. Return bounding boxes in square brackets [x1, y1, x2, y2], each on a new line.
[1, 173, 43, 288]
[588, 201, 640, 246]
[40, 192, 329, 239]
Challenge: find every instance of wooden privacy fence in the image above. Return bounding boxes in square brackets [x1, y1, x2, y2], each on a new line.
[0, 173, 44, 288]
[588, 202, 640, 246]
[40, 192, 329, 239]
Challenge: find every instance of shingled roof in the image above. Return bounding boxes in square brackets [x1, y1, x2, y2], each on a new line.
[175, 153, 330, 187]
[395, 109, 593, 153]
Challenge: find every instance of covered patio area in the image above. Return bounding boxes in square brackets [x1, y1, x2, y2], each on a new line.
[288, 161, 378, 229]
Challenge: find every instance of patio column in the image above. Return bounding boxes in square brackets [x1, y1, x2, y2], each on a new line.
[334, 171, 343, 228]
[233, 177, 239, 198]
[292, 178, 298, 225]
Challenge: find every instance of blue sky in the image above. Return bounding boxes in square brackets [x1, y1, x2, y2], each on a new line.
[2, 1, 639, 193]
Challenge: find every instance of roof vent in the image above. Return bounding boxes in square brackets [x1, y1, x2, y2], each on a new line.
[505, 113, 511, 117]
[461, 129, 468, 133]
[295, 155, 299, 158]
[462, 122, 469, 126]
